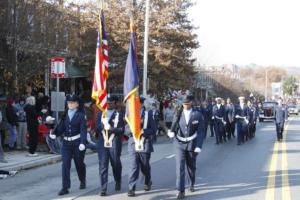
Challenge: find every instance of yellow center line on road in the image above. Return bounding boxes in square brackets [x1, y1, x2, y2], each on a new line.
[282, 120, 291, 200]
[265, 142, 279, 200]
[265, 118, 292, 200]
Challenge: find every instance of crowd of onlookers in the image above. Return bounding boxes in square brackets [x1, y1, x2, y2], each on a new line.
[0, 93, 51, 162]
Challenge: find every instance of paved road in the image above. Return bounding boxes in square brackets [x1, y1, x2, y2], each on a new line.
[1, 116, 299, 200]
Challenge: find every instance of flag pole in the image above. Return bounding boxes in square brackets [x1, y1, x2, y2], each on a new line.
[143, 0, 150, 97]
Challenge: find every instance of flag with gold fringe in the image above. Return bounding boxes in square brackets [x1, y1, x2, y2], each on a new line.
[92, 1, 109, 113]
[123, 21, 142, 141]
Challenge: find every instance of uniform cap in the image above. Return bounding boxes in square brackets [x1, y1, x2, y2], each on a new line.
[140, 96, 146, 103]
[182, 95, 194, 104]
[67, 94, 80, 102]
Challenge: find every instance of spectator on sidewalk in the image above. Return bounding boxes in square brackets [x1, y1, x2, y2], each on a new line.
[16, 97, 27, 150]
[164, 103, 176, 130]
[5, 98, 18, 150]
[24, 96, 39, 157]
[0, 110, 7, 163]
[0, 102, 6, 151]
[35, 92, 45, 113]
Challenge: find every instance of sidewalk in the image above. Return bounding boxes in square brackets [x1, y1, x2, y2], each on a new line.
[0, 151, 61, 171]
[0, 136, 153, 172]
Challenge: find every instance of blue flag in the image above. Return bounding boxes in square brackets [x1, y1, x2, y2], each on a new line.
[124, 32, 139, 100]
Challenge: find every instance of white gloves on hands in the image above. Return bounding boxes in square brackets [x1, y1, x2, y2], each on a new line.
[103, 118, 111, 130]
[49, 130, 56, 139]
[194, 147, 202, 153]
[79, 144, 86, 151]
[167, 130, 175, 138]
[245, 119, 249, 124]
[104, 123, 111, 130]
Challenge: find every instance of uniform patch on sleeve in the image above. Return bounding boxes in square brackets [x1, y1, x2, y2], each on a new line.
[192, 120, 199, 124]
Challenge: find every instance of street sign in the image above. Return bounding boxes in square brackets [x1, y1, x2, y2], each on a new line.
[51, 91, 66, 112]
[51, 57, 65, 78]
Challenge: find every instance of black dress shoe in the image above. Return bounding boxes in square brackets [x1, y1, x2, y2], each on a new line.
[99, 191, 107, 196]
[115, 182, 121, 191]
[144, 181, 152, 191]
[189, 185, 195, 192]
[237, 143, 241, 145]
[58, 189, 69, 196]
[79, 182, 86, 189]
[177, 191, 185, 199]
[127, 190, 135, 197]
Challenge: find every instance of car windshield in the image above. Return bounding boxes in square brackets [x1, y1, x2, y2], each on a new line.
[263, 102, 277, 107]
[289, 105, 296, 108]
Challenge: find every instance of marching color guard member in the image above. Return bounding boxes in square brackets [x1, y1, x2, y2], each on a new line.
[207, 98, 215, 137]
[168, 95, 205, 199]
[96, 95, 125, 196]
[50, 94, 87, 196]
[274, 98, 286, 142]
[127, 97, 156, 197]
[225, 98, 235, 140]
[235, 96, 249, 145]
[212, 97, 226, 144]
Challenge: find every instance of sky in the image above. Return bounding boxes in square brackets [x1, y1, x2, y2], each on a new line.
[189, 0, 300, 67]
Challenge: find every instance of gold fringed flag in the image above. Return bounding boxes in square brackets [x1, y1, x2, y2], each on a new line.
[92, 2, 109, 113]
[123, 21, 142, 140]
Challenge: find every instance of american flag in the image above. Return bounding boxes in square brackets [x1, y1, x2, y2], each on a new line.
[92, 8, 109, 113]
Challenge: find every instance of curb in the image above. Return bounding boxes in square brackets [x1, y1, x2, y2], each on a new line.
[0, 155, 62, 171]
[0, 140, 130, 172]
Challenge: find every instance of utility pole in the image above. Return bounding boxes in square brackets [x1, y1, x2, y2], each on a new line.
[265, 68, 268, 101]
[13, 0, 18, 92]
[143, 0, 150, 97]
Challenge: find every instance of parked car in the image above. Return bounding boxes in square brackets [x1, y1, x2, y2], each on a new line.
[288, 104, 299, 115]
[259, 101, 278, 122]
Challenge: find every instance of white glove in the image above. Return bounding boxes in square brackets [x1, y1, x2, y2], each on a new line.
[49, 132, 56, 140]
[104, 123, 111, 130]
[79, 144, 86, 151]
[103, 118, 111, 130]
[167, 130, 175, 138]
[245, 119, 249, 124]
[194, 147, 201, 153]
[212, 116, 215, 120]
